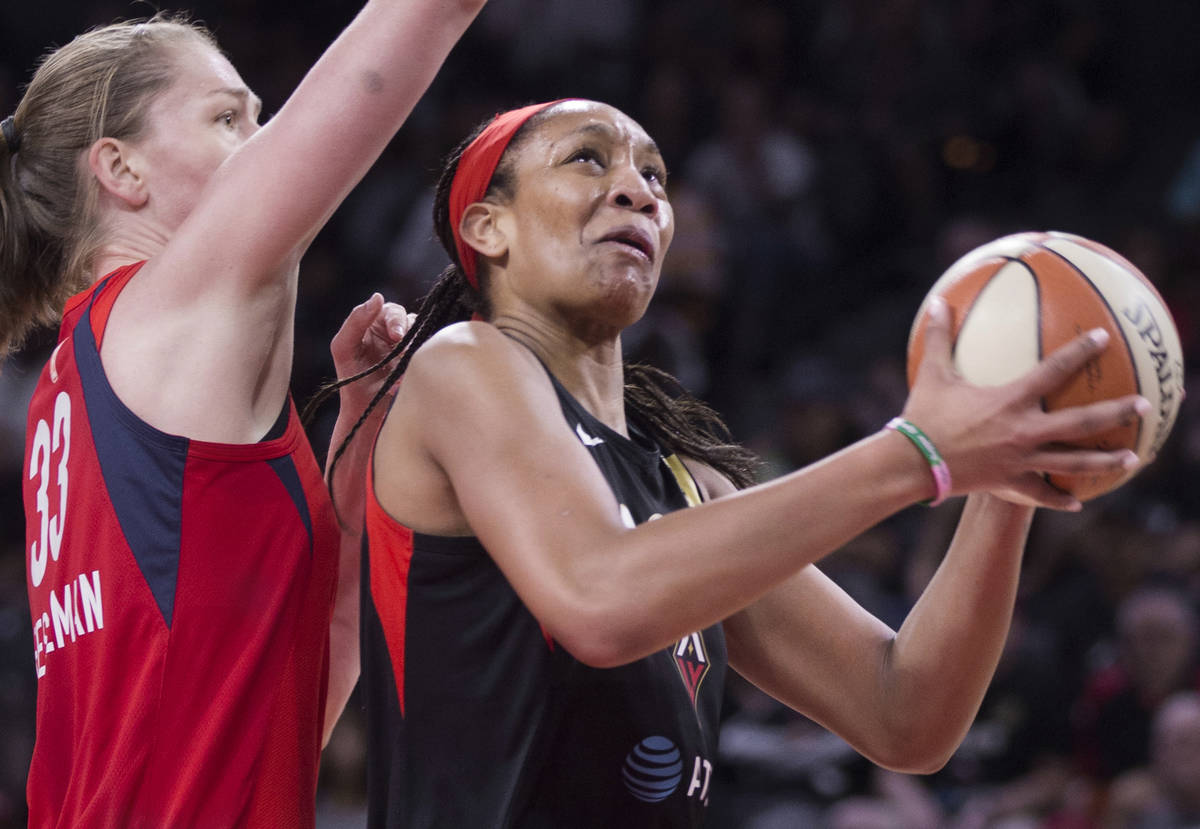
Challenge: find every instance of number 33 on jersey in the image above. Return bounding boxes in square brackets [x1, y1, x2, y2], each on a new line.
[27, 384, 104, 679]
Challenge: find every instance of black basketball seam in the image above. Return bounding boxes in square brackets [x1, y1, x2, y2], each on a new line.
[953, 257, 1021, 367]
[958, 257, 1042, 387]
[1037, 239, 1144, 465]
[1005, 255, 1057, 490]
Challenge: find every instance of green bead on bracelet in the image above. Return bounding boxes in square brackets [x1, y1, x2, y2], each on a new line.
[886, 417, 952, 506]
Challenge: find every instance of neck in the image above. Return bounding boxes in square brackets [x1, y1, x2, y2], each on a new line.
[90, 222, 170, 283]
[493, 311, 628, 435]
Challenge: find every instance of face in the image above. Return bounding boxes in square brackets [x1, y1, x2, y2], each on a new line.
[1119, 594, 1197, 700]
[130, 37, 262, 232]
[488, 101, 675, 333]
[1153, 695, 1200, 803]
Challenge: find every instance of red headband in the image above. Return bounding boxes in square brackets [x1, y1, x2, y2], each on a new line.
[448, 100, 569, 288]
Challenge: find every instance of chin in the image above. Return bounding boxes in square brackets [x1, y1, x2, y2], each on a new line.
[594, 265, 656, 315]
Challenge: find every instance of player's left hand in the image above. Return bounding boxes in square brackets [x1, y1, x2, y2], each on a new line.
[330, 292, 415, 411]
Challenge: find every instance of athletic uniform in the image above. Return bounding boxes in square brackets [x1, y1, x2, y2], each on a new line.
[362, 365, 727, 828]
[23, 263, 340, 828]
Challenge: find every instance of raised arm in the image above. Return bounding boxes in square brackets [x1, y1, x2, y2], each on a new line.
[97, 0, 486, 441]
[161, 0, 488, 293]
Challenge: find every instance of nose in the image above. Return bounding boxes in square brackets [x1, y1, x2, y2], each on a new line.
[608, 164, 659, 216]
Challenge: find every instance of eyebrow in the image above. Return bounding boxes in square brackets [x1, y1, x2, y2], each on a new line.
[572, 122, 663, 159]
[209, 87, 263, 118]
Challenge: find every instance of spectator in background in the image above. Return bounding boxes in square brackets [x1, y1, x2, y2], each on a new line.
[1073, 587, 1200, 783]
[685, 72, 830, 404]
[1104, 690, 1200, 828]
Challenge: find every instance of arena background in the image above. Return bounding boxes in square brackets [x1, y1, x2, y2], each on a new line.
[3, 1, 1200, 826]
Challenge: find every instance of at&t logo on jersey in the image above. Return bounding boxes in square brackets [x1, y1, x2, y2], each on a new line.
[622, 736, 682, 803]
[621, 736, 714, 807]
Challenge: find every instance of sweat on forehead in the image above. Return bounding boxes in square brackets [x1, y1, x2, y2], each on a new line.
[533, 102, 658, 149]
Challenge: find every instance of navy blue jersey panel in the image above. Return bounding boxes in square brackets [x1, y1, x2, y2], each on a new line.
[74, 292, 187, 627]
[267, 455, 314, 556]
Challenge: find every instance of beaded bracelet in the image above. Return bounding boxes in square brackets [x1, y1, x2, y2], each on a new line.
[885, 417, 952, 507]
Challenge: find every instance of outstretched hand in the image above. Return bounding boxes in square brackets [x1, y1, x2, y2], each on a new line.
[329, 292, 415, 412]
[900, 296, 1146, 510]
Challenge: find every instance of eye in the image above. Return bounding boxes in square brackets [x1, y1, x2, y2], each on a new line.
[566, 147, 604, 168]
[642, 165, 668, 187]
[217, 110, 236, 128]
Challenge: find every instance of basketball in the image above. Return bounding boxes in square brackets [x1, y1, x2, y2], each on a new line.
[906, 231, 1185, 501]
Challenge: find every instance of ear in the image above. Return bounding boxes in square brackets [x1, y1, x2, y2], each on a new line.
[458, 201, 509, 262]
[87, 137, 148, 208]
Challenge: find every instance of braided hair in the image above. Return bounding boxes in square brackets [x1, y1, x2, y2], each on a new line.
[304, 106, 760, 492]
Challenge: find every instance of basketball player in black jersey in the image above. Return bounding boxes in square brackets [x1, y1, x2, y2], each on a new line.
[314, 99, 1147, 828]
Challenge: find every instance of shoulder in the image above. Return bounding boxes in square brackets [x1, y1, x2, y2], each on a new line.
[396, 322, 557, 436]
[410, 321, 529, 370]
[677, 455, 739, 502]
[406, 322, 542, 393]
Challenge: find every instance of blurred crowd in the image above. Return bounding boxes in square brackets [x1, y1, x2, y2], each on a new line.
[4, 1, 1200, 827]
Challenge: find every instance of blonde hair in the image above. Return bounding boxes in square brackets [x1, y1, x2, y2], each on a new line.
[0, 13, 217, 356]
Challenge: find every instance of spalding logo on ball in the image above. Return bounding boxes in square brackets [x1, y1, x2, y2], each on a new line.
[907, 231, 1185, 501]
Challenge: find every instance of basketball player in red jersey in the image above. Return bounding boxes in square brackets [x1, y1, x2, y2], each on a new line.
[322, 100, 1152, 827]
[0, 1, 487, 826]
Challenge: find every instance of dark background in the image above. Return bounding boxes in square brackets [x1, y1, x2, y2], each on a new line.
[4, 1, 1200, 826]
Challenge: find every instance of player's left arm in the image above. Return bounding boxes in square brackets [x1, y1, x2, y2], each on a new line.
[683, 459, 1035, 774]
[321, 294, 410, 746]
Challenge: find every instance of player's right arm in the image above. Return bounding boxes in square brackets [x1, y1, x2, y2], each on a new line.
[375, 315, 1141, 671]
[162, 0, 488, 296]
[101, 0, 487, 441]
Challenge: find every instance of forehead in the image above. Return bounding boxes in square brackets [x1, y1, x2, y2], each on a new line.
[157, 38, 256, 107]
[521, 102, 661, 160]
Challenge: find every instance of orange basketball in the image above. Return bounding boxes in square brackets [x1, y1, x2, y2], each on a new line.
[906, 231, 1185, 501]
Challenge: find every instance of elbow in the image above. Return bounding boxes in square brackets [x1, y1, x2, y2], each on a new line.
[553, 622, 643, 669]
[859, 721, 963, 776]
[537, 559, 660, 668]
[560, 639, 635, 670]
[871, 746, 954, 777]
[545, 602, 649, 669]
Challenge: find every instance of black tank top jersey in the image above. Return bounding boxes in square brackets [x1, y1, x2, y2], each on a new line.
[361, 367, 727, 828]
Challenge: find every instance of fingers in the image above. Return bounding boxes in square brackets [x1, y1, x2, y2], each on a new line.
[374, 302, 413, 344]
[337, 292, 384, 338]
[1021, 327, 1110, 397]
[994, 475, 1083, 512]
[331, 293, 385, 361]
[1035, 394, 1151, 445]
[1024, 447, 1139, 478]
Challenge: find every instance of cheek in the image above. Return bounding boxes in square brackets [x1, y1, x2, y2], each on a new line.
[658, 202, 675, 244]
[524, 210, 579, 264]
[166, 142, 230, 199]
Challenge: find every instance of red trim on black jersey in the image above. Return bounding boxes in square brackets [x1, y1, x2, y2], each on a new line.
[365, 453, 415, 717]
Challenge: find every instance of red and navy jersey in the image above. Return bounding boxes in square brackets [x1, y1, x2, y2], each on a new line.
[23, 264, 340, 828]
[362, 365, 726, 828]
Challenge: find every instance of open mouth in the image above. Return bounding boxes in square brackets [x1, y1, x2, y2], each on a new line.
[598, 227, 655, 262]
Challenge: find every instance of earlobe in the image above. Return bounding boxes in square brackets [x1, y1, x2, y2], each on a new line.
[88, 137, 148, 208]
[459, 202, 508, 260]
